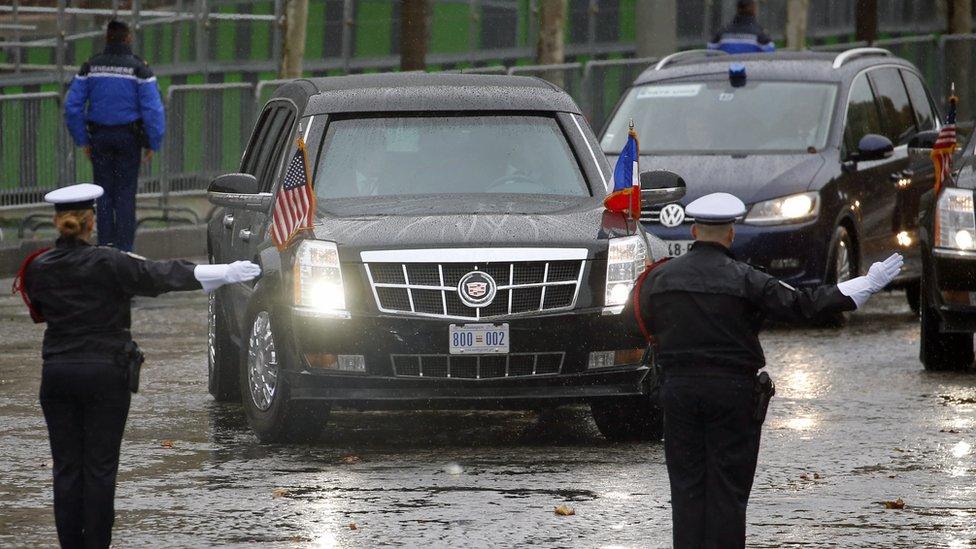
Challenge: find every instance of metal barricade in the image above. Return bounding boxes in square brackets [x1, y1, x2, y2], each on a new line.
[157, 82, 256, 224]
[255, 79, 291, 107]
[0, 92, 70, 208]
[581, 57, 657, 133]
[508, 62, 585, 106]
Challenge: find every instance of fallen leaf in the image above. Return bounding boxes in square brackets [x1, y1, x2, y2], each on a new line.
[272, 488, 289, 498]
[554, 505, 575, 516]
[887, 475, 897, 479]
[940, 429, 960, 434]
[883, 498, 906, 509]
[799, 473, 809, 480]
[813, 473, 822, 480]
[893, 447, 905, 453]
[348, 523, 358, 530]
[160, 440, 174, 449]
[340, 455, 360, 464]
[41, 460, 53, 468]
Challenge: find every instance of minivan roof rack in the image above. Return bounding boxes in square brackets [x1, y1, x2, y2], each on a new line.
[654, 49, 728, 71]
[832, 47, 892, 69]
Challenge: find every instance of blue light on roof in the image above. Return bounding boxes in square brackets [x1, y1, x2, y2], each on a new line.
[729, 63, 747, 87]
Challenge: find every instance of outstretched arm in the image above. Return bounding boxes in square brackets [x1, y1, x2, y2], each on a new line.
[748, 254, 903, 323]
[113, 252, 260, 297]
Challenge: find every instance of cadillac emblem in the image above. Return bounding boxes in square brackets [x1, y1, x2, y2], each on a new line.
[458, 271, 497, 308]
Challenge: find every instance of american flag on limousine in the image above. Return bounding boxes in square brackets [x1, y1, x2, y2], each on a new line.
[271, 137, 316, 250]
[932, 86, 958, 194]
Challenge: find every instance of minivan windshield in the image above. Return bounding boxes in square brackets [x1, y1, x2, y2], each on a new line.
[601, 81, 837, 154]
[314, 115, 589, 200]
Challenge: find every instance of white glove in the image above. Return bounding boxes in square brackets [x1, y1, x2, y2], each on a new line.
[837, 253, 904, 309]
[194, 261, 261, 294]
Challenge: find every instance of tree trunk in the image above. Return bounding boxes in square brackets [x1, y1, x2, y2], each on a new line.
[946, 0, 974, 119]
[635, 0, 677, 59]
[400, 0, 430, 72]
[536, 0, 567, 88]
[854, 0, 878, 44]
[785, 0, 809, 50]
[279, 0, 309, 79]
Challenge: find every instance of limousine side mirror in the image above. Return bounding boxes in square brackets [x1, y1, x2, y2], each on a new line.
[207, 173, 272, 213]
[853, 134, 894, 163]
[907, 130, 940, 163]
[639, 170, 687, 206]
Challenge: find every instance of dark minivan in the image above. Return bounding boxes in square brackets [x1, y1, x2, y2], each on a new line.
[602, 48, 944, 320]
[205, 73, 683, 442]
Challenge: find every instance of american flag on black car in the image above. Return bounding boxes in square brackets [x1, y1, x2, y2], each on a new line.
[271, 137, 316, 250]
[932, 87, 958, 194]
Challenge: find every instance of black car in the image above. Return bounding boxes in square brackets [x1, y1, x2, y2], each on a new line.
[917, 127, 976, 371]
[205, 73, 683, 442]
[602, 48, 943, 320]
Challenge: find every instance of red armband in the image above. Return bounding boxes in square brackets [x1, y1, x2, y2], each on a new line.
[632, 257, 670, 343]
[11, 247, 50, 324]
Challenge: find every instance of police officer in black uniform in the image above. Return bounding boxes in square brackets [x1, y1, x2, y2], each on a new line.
[15, 184, 260, 548]
[636, 192, 903, 548]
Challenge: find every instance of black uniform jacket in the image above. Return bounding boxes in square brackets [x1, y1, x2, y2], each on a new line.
[25, 238, 201, 362]
[638, 241, 855, 374]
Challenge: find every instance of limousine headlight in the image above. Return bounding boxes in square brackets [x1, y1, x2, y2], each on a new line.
[744, 192, 820, 225]
[606, 235, 647, 307]
[294, 240, 346, 313]
[936, 188, 976, 251]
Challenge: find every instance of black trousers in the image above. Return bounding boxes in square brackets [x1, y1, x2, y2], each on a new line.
[40, 360, 130, 549]
[662, 373, 762, 549]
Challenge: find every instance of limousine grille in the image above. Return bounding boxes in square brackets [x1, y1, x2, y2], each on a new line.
[364, 259, 585, 320]
[392, 352, 564, 379]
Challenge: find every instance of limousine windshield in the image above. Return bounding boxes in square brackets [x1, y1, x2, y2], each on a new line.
[314, 115, 590, 199]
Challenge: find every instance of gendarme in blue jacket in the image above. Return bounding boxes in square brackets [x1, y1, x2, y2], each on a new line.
[707, 14, 776, 55]
[64, 43, 165, 151]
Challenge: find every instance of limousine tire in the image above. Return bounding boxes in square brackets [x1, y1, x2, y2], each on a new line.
[920, 279, 974, 372]
[591, 394, 664, 442]
[208, 291, 240, 402]
[240, 296, 330, 442]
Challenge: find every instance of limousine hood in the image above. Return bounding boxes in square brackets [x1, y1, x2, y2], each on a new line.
[312, 194, 641, 261]
[607, 153, 826, 205]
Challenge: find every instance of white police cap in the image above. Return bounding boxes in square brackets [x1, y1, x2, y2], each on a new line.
[44, 183, 104, 212]
[686, 192, 746, 225]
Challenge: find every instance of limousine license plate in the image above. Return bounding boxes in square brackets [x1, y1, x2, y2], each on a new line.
[666, 240, 694, 257]
[449, 323, 509, 354]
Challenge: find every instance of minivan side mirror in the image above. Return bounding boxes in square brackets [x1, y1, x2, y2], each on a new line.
[639, 170, 687, 206]
[908, 129, 940, 163]
[852, 134, 894, 162]
[207, 173, 272, 213]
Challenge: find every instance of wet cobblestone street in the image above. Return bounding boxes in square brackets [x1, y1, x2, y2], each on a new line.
[1, 288, 975, 548]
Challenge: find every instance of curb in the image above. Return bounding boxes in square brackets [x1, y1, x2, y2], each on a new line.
[0, 224, 207, 277]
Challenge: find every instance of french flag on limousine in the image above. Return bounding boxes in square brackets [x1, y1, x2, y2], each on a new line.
[271, 137, 316, 250]
[604, 124, 641, 220]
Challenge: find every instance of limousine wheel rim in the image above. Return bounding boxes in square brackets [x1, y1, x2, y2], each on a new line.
[836, 239, 852, 282]
[247, 312, 278, 411]
[207, 294, 216, 374]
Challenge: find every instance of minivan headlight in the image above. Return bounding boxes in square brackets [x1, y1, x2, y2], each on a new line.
[606, 235, 647, 307]
[294, 240, 346, 313]
[936, 188, 976, 251]
[744, 192, 820, 225]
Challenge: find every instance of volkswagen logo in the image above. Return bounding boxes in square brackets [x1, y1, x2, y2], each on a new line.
[659, 203, 686, 228]
[458, 271, 497, 308]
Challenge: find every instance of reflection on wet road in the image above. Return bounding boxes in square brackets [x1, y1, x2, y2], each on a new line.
[1, 289, 975, 547]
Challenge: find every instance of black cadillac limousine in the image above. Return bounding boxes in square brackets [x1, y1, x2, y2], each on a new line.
[205, 73, 683, 442]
